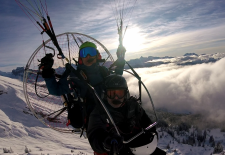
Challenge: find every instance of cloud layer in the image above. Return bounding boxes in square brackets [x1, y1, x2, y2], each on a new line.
[125, 57, 225, 123]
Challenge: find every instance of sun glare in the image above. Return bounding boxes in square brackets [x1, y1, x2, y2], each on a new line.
[123, 27, 145, 53]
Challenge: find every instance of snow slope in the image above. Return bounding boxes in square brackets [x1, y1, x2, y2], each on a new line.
[0, 76, 92, 154]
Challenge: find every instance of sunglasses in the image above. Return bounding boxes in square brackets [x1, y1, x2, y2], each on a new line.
[106, 89, 126, 99]
[79, 47, 98, 58]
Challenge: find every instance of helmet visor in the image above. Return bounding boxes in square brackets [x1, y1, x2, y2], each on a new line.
[79, 47, 97, 58]
[106, 89, 126, 99]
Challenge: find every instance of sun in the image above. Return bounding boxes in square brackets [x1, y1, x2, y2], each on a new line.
[123, 27, 145, 53]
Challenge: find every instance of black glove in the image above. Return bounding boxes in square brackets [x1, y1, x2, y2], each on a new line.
[61, 63, 72, 78]
[39, 53, 54, 70]
[39, 53, 54, 78]
[114, 58, 125, 75]
[103, 133, 123, 154]
[116, 45, 126, 59]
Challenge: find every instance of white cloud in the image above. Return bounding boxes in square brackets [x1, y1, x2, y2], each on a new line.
[125, 57, 225, 122]
[131, 24, 225, 58]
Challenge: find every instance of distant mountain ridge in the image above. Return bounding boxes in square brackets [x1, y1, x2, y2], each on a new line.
[125, 52, 225, 69]
[1, 52, 225, 78]
[183, 53, 198, 56]
[0, 67, 24, 80]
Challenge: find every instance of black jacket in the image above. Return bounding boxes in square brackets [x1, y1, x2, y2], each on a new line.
[87, 97, 157, 154]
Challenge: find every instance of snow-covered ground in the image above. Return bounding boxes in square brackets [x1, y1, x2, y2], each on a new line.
[0, 75, 224, 155]
[157, 129, 225, 155]
[0, 76, 92, 154]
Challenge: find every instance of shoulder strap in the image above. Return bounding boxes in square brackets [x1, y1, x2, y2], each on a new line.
[76, 68, 90, 83]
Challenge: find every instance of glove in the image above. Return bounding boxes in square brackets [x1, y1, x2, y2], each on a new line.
[113, 45, 126, 75]
[116, 45, 126, 59]
[114, 58, 125, 75]
[103, 133, 123, 153]
[39, 53, 54, 70]
[61, 63, 72, 78]
[39, 53, 55, 78]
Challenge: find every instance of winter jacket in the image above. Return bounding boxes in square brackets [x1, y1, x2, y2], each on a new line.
[87, 97, 157, 154]
[44, 63, 108, 97]
[43, 63, 108, 128]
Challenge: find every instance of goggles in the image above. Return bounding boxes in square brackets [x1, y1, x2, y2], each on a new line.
[79, 47, 98, 58]
[106, 89, 126, 99]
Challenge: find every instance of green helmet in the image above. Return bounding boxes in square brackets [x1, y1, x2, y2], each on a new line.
[104, 74, 128, 90]
[79, 41, 97, 50]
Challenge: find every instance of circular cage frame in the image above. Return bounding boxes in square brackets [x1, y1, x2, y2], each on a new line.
[23, 32, 114, 133]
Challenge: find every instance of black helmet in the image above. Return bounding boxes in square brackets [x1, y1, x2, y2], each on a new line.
[104, 74, 128, 90]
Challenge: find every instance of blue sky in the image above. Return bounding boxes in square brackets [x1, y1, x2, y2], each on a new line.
[0, 0, 225, 72]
